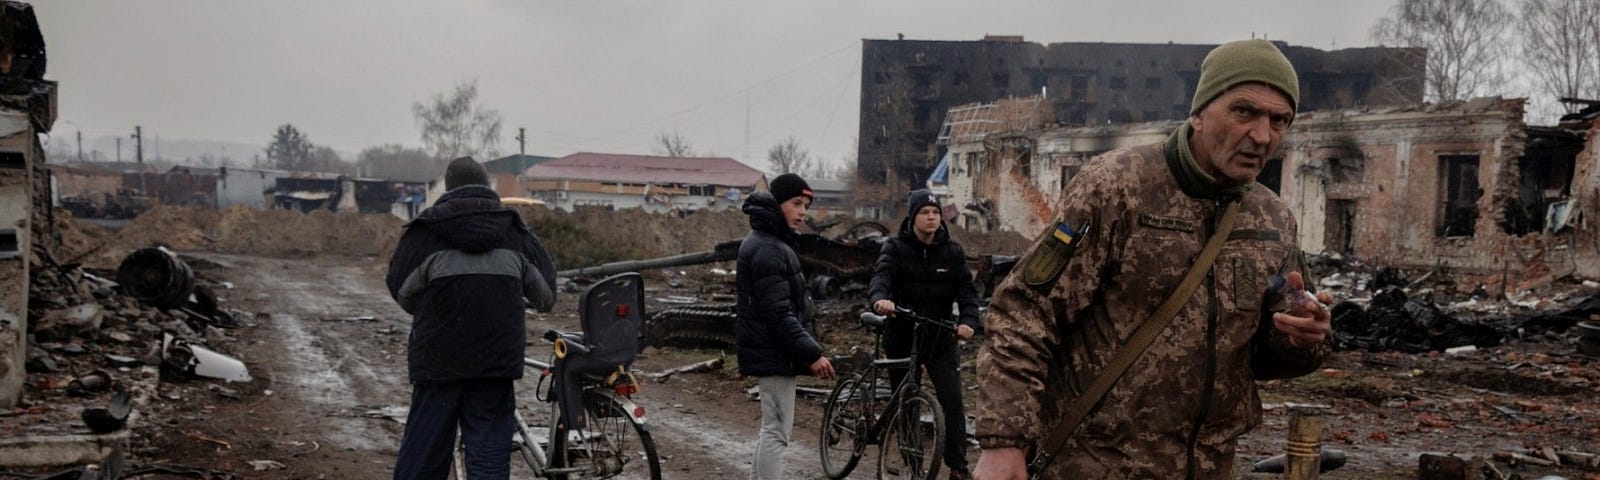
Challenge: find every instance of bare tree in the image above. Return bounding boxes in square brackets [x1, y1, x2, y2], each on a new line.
[1518, 0, 1600, 112]
[413, 80, 503, 160]
[1371, 0, 1511, 102]
[653, 130, 695, 157]
[767, 136, 814, 176]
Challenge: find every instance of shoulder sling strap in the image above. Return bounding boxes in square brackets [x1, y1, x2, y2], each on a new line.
[1028, 201, 1241, 477]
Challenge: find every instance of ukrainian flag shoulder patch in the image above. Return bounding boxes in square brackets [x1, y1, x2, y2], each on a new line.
[1052, 222, 1078, 245]
[1021, 220, 1090, 288]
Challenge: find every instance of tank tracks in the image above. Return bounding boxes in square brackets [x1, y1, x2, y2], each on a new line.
[642, 302, 737, 351]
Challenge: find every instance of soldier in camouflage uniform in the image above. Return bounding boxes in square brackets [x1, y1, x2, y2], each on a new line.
[972, 39, 1335, 480]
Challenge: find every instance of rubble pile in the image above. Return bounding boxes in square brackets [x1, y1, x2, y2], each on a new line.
[516, 206, 749, 269]
[9, 245, 251, 439]
[1308, 253, 1600, 356]
[1330, 288, 1504, 353]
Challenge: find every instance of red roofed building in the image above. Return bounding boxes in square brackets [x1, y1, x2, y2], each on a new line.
[522, 152, 768, 212]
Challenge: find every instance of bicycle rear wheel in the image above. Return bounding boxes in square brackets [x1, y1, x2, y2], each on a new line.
[819, 375, 870, 479]
[550, 392, 662, 479]
[877, 389, 944, 480]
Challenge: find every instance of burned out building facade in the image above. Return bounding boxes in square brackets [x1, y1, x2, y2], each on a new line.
[945, 96, 1600, 287]
[1280, 98, 1599, 285]
[857, 35, 1424, 213]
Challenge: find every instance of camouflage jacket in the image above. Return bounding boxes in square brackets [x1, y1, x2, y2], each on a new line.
[975, 124, 1330, 479]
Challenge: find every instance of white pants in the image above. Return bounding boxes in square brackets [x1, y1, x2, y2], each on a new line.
[753, 375, 796, 480]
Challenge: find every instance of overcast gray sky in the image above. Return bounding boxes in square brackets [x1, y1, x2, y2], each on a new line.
[34, 0, 1397, 171]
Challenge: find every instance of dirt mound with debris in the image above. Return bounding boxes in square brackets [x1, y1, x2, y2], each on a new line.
[46, 208, 114, 265]
[515, 206, 750, 269]
[77, 205, 405, 267]
[507, 207, 1032, 271]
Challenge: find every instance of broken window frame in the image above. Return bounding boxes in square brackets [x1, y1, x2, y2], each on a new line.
[1436, 153, 1483, 238]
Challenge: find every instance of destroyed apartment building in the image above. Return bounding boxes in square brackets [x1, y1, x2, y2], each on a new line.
[854, 35, 1424, 215]
[522, 152, 767, 213]
[939, 95, 1600, 286]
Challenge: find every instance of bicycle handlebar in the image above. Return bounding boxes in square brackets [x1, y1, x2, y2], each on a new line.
[543, 329, 591, 358]
[857, 306, 956, 332]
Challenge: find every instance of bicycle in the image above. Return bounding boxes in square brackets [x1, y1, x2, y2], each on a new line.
[819, 306, 955, 480]
[452, 272, 663, 479]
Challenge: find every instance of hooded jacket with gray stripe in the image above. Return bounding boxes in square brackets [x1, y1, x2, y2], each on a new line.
[386, 185, 557, 383]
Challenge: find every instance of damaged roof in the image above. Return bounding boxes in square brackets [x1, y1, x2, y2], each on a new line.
[524, 152, 765, 187]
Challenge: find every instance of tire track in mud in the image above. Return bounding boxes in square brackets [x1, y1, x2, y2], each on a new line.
[203, 254, 411, 455]
[210, 253, 848, 478]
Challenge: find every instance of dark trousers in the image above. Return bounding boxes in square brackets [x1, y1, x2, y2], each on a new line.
[884, 326, 970, 471]
[394, 379, 516, 480]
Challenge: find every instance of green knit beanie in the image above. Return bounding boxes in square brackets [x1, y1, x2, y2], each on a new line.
[1189, 39, 1300, 116]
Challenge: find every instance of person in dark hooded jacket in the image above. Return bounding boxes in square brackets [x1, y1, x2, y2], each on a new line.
[736, 173, 835, 480]
[385, 157, 556, 480]
[869, 189, 981, 479]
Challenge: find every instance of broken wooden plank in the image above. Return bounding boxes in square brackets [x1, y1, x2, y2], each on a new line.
[650, 356, 724, 382]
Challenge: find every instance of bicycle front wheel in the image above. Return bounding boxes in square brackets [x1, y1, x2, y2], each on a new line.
[877, 388, 944, 480]
[819, 375, 870, 479]
[551, 392, 662, 479]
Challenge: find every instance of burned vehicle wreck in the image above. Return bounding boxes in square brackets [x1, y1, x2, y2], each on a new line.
[555, 221, 1017, 350]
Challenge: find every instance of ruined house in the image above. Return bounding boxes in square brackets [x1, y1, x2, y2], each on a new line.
[943, 96, 1600, 286]
[856, 35, 1424, 215]
[0, 0, 53, 408]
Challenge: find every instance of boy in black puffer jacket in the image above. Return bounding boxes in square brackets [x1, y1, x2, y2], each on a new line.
[386, 157, 556, 479]
[869, 189, 981, 479]
[735, 173, 834, 480]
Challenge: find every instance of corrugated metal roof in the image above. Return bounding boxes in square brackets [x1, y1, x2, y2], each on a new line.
[524, 152, 764, 187]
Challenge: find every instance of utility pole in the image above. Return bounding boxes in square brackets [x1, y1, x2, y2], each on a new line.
[744, 91, 751, 164]
[132, 126, 144, 164]
[516, 127, 526, 156]
[75, 131, 83, 162]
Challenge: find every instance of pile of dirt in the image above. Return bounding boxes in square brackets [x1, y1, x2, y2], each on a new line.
[515, 206, 750, 269]
[46, 208, 113, 265]
[79, 206, 405, 267]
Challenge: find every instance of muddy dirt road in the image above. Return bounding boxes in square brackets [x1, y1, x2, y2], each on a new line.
[133, 253, 1600, 479]
[138, 253, 844, 479]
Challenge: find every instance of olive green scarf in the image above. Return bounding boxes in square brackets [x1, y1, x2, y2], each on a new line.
[1164, 123, 1252, 200]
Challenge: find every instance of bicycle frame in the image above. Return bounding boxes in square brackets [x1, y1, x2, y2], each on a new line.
[512, 356, 651, 478]
[854, 308, 955, 444]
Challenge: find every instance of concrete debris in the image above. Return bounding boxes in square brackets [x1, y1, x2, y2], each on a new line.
[247, 460, 286, 471]
[33, 304, 103, 341]
[1579, 321, 1600, 357]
